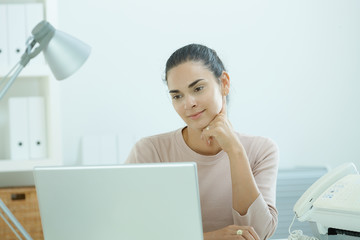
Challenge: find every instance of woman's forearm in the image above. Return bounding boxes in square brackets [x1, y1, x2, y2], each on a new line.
[227, 145, 260, 215]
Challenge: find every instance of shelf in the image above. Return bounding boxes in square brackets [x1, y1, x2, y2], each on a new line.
[0, 158, 62, 172]
[0, 0, 62, 187]
[0, 64, 51, 78]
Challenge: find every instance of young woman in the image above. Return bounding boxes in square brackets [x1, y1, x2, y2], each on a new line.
[126, 44, 279, 240]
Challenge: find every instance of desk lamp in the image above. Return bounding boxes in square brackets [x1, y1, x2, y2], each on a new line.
[0, 20, 91, 100]
[0, 20, 90, 239]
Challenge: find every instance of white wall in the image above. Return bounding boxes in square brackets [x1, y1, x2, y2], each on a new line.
[57, 0, 360, 170]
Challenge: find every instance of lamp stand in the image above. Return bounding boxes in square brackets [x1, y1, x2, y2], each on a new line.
[0, 198, 32, 240]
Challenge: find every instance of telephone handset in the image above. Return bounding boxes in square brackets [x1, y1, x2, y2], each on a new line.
[293, 162, 358, 222]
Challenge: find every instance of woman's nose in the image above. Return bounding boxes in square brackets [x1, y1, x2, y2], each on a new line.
[184, 95, 197, 109]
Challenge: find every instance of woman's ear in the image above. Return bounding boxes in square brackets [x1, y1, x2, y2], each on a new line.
[220, 71, 230, 96]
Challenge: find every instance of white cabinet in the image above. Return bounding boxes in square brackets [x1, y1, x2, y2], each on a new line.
[0, 0, 62, 181]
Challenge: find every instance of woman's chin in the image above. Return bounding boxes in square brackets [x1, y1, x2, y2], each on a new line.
[187, 121, 210, 132]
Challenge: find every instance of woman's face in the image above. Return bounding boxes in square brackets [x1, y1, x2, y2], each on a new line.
[167, 61, 227, 131]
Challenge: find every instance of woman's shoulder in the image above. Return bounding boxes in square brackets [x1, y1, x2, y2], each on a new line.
[235, 132, 279, 165]
[236, 132, 277, 149]
[126, 129, 183, 164]
[136, 128, 181, 147]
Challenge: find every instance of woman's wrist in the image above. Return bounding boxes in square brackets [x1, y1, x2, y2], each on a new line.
[225, 138, 246, 158]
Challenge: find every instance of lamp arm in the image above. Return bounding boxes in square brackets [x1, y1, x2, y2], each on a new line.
[0, 61, 20, 87]
[0, 198, 32, 240]
[0, 210, 23, 240]
[0, 38, 41, 100]
[0, 64, 24, 101]
[20, 38, 43, 67]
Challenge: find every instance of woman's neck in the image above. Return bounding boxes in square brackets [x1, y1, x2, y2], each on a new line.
[182, 126, 222, 156]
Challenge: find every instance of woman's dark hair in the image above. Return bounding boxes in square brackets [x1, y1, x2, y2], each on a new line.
[164, 44, 226, 84]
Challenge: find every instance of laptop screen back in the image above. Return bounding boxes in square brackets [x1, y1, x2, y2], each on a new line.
[34, 162, 203, 240]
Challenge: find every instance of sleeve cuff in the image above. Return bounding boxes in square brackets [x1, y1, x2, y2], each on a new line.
[232, 194, 277, 240]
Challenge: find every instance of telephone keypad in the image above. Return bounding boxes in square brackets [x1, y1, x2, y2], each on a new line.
[314, 174, 360, 213]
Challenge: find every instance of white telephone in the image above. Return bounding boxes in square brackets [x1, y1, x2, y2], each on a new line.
[292, 162, 360, 239]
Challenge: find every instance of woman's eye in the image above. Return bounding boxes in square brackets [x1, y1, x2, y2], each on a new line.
[194, 86, 204, 92]
[172, 95, 182, 100]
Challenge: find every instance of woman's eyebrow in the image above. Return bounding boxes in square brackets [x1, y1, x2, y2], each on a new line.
[169, 89, 179, 94]
[188, 79, 204, 88]
[169, 79, 204, 93]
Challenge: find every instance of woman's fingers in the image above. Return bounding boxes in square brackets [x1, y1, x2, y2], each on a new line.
[203, 225, 259, 240]
[201, 125, 216, 146]
[235, 226, 259, 240]
[201, 114, 235, 150]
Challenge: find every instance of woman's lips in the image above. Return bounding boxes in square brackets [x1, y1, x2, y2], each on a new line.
[188, 110, 205, 120]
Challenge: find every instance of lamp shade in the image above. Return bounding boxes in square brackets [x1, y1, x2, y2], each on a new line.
[31, 21, 91, 80]
[43, 30, 91, 80]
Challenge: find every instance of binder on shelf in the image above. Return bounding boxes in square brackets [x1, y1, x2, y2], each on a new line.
[28, 97, 47, 159]
[25, 3, 44, 37]
[8, 97, 30, 160]
[7, 4, 26, 67]
[0, 5, 8, 67]
[8, 97, 48, 160]
[25, 3, 45, 66]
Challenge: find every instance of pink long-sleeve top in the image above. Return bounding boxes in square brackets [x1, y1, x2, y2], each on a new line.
[125, 128, 279, 240]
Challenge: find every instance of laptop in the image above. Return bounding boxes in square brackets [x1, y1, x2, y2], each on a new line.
[33, 162, 203, 240]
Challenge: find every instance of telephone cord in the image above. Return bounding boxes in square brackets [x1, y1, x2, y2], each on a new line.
[288, 215, 319, 240]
